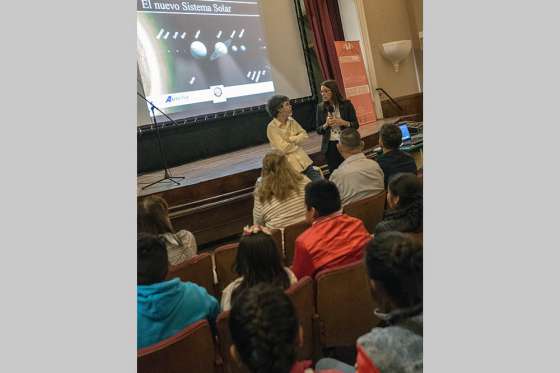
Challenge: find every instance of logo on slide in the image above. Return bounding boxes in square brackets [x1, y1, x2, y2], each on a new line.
[162, 93, 190, 106]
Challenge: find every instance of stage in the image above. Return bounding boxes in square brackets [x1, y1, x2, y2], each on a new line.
[137, 115, 418, 247]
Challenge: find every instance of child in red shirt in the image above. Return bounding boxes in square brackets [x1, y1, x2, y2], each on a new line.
[292, 180, 371, 279]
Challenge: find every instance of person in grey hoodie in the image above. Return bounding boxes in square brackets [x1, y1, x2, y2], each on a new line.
[316, 232, 422, 373]
[355, 232, 423, 373]
[137, 233, 219, 349]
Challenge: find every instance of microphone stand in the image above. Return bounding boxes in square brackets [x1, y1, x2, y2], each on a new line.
[137, 92, 185, 190]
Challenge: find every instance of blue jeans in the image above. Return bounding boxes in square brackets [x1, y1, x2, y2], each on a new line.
[302, 165, 323, 181]
[315, 357, 355, 373]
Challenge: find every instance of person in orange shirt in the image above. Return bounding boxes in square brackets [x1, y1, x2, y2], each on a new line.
[292, 180, 371, 279]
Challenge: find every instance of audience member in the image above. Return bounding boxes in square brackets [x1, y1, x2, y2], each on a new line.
[253, 151, 311, 229]
[266, 95, 322, 181]
[292, 180, 371, 279]
[138, 195, 197, 266]
[137, 233, 219, 349]
[377, 123, 417, 186]
[329, 128, 384, 206]
[358, 232, 423, 372]
[316, 232, 422, 373]
[221, 225, 297, 311]
[229, 283, 334, 373]
[375, 173, 422, 234]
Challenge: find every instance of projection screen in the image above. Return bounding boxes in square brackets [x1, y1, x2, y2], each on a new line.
[137, 0, 313, 126]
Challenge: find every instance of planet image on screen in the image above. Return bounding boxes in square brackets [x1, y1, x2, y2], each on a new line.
[210, 40, 231, 61]
[190, 41, 208, 59]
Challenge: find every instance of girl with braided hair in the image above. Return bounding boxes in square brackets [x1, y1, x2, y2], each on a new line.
[374, 172, 423, 234]
[229, 283, 305, 373]
[229, 284, 342, 373]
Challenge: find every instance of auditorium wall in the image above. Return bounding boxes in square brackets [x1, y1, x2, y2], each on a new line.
[405, 0, 423, 90]
[361, 0, 422, 99]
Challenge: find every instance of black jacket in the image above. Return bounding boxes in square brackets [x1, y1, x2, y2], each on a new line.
[316, 100, 359, 153]
[374, 194, 423, 234]
[377, 150, 417, 186]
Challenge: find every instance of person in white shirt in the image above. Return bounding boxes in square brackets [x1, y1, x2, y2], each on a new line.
[329, 128, 385, 206]
[266, 94, 322, 181]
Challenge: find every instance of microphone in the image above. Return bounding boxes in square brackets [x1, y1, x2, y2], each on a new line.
[325, 103, 334, 117]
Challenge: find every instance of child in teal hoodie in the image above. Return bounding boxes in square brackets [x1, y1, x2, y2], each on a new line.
[137, 234, 219, 349]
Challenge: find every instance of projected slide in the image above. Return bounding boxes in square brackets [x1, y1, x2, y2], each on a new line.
[137, 0, 275, 120]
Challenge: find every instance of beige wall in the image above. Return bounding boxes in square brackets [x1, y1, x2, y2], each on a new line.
[405, 0, 423, 89]
[361, 0, 421, 98]
[406, 0, 423, 49]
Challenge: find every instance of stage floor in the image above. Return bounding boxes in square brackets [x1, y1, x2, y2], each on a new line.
[137, 117, 400, 197]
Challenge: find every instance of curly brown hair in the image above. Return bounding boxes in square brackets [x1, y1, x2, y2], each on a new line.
[256, 151, 304, 204]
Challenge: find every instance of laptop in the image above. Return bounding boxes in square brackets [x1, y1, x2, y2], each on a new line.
[399, 123, 412, 146]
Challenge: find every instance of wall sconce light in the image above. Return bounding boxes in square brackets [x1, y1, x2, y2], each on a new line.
[379, 40, 412, 72]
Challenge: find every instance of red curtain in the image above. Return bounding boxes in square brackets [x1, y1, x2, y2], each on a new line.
[303, 0, 346, 91]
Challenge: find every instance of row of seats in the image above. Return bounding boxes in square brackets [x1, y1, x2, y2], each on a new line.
[140, 260, 380, 373]
[165, 191, 390, 299]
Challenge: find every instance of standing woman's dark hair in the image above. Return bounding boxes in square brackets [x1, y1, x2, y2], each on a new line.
[375, 173, 423, 234]
[365, 232, 422, 310]
[316, 79, 359, 174]
[229, 283, 299, 373]
[230, 232, 291, 305]
[321, 79, 347, 105]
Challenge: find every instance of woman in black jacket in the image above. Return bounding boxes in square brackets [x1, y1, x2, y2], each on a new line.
[316, 80, 359, 174]
[375, 172, 423, 234]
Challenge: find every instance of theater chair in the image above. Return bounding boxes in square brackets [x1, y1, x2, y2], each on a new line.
[216, 311, 250, 373]
[285, 276, 319, 361]
[342, 191, 386, 234]
[315, 261, 380, 348]
[270, 228, 284, 259]
[213, 243, 239, 297]
[166, 252, 217, 298]
[138, 319, 218, 373]
[282, 220, 311, 266]
[407, 232, 423, 246]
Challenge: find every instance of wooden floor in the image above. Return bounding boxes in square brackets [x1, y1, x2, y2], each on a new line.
[137, 116, 401, 197]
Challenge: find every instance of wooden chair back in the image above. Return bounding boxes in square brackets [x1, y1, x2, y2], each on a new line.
[216, 311, 250, 373]
[342, 191, 386, 234]
[270, 228, 284, 259]
[285, 276, 317, 361]
[315, 261, 380, 347]
[213, 243, 239, 296]
[282, 220, 311, 266]
[138, 319, 217, 373]
[166, 252, 217, 297]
